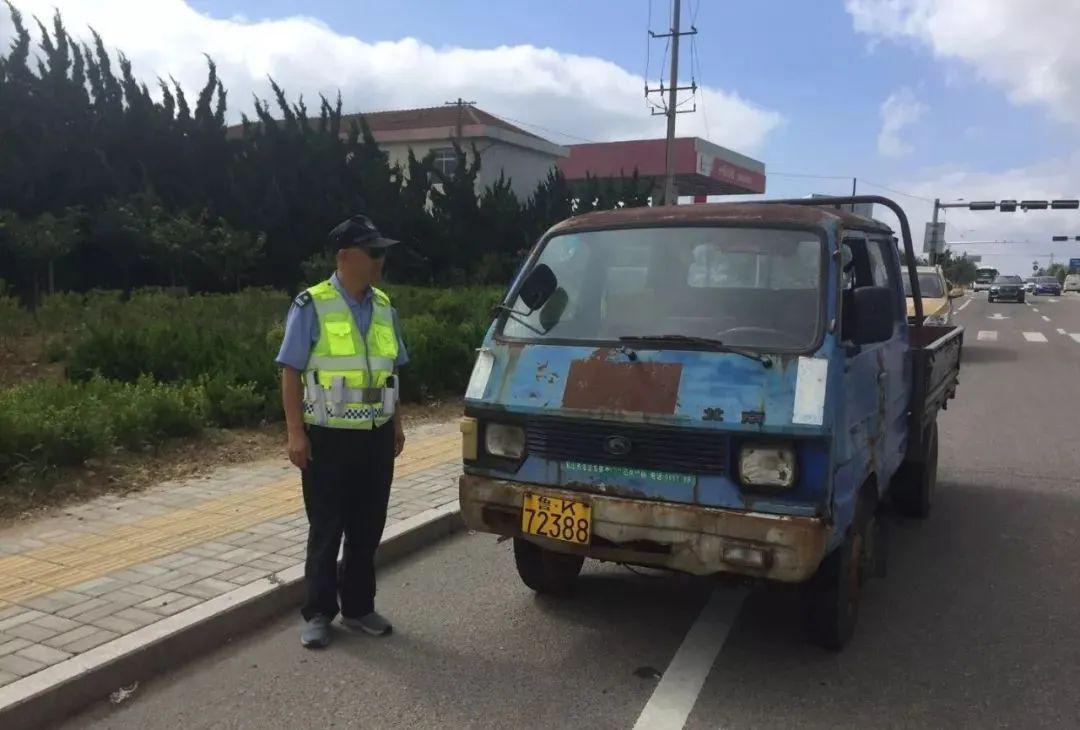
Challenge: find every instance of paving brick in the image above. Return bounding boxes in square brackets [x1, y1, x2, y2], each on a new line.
[44, 625, 99, 650]
[0, 637, 32, 656]
[177, 578, 240, 600]
[151, 553, 200, 570]
[15, 643, 71, 665]
[20, 590, 91, 614]
[62, 628, 119, 654]
[215, 566, 270, 585]
[0, 609, 45, 632]
[112, 583, 165, 600]
[29, 614, 81, 633]
[148, 572, 203, 592]
[139, 593, 201, 617]
[68, 577, 128, 598]
[0, 653, 45, 677]
[56, 597, 109, 619]
[7, 622, 59, 643]
[0, 670, 18, 687]
[0, 604, 24, 622]
[181, 558, 235, 579]
[247, 555, 295, 571]
[88, 615, 140, 634]
[112, 607, 164, 628]
[247, 537, 294, 553]
[217, 547, 266, 564]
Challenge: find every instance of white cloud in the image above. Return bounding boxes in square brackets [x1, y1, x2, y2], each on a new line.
[870, 152, 1080, 275]
[846, 0, 1080, 124]
[0, 0, 782, 153]
[877, 87, 926, 157]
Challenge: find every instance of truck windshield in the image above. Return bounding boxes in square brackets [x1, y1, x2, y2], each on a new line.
[501, 226, 825, 351]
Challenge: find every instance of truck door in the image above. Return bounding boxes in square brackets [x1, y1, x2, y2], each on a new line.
[867, 235, 910, 479]
[839, 236, 887, 484]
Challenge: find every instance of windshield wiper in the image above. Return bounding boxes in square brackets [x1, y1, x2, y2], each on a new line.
[617, 334, 773, 368]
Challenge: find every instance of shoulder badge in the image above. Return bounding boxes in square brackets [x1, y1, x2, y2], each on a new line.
[293, 291, 313, 308]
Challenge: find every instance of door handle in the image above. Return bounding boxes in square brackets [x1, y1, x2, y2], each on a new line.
[877, 371, 886, 382]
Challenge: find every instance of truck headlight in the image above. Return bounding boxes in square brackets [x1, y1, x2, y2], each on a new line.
[484, 423, 525, 459]
[739, 443, 796, 488]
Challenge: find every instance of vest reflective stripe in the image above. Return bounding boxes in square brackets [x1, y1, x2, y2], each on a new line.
[302, 281, 399, 430]
[305, 355, 397, 372]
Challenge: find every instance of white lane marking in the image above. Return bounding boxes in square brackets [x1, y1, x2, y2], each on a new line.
[1023, 332, 1048, 343]
[977, 330, 998, 341]
[1071, 334, 1080, 344]
[957, 299, 972, 312]
[1057, 328, 1067, 335]
[793, 357, 828, 426]
[1042, 315, 1051, 322]
[987, 313, 1008, 320]
[633, 588, 746, 730]
[1032, 308, 1040, 312]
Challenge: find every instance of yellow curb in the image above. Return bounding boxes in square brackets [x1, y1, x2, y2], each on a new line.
[0, 431, 461, 606]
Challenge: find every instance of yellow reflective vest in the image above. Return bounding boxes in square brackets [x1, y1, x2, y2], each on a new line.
[301, 280, 399, 430]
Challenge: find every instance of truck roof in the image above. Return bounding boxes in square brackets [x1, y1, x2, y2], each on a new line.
[547, 202, 894, 237]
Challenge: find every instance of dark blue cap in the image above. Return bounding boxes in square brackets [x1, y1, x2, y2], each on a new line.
[328, 215, 398, 250]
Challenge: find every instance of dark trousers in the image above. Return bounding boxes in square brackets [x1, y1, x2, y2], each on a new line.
[301, 423, 394, 621]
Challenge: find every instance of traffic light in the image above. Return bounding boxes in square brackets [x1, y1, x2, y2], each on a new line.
[1051, 200, 1080, 209]
[999, 200, 1017, 212]
[1021, 200, 1048, 210]
[967, 201, 997, 210]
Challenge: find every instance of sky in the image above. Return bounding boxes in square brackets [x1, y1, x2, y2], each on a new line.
[4, 0, 1080, 275]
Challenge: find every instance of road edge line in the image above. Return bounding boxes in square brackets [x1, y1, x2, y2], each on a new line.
[0, 502, 463, 730]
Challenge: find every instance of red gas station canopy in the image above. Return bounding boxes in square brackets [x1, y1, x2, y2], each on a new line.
[557, 137, 766, 196]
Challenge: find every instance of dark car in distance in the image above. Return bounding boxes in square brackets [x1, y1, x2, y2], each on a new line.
[989, 275, 1025, 303]
[1033, 276, 1062, 296]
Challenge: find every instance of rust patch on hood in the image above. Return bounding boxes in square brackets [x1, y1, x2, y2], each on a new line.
[562, 349, 682, 414]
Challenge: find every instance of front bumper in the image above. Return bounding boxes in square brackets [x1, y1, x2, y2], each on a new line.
[459, 474, 829, 583]
[990, 289, 1022, 300]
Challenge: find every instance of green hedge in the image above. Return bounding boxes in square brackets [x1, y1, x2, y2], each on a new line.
[1, 285, 503, 479]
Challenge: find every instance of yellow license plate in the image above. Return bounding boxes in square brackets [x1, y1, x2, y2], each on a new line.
[521, 493, 592, 545]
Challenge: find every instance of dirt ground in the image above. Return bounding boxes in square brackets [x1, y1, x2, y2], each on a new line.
[0, 399, 463, 526]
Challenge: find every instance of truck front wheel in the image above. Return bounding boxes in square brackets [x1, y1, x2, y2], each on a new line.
[892, 421, 939, 519]
[805, 512, 870, 651]
[513, 538, 584, 595]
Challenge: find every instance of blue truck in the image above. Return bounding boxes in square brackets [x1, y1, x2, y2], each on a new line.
[459, 196, 963, 649]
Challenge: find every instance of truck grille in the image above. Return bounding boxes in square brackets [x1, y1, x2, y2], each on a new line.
[524, 418, 727, 474]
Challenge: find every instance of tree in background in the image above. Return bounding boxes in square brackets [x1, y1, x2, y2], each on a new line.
[0, 3, 655, 299]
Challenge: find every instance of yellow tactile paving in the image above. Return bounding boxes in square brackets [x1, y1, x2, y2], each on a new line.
[0, 431, 460, 605]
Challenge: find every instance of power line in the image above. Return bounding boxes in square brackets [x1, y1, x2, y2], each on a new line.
[689, 8, 709, 141]
[853, 179, 935, 204]
[486, 111, 597, 144]
[769, 171, 853, 181]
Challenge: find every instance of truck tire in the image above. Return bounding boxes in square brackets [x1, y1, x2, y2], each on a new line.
[805, 502, 873, 651]
[891, 421, 939, 519]
[513, 538, 584, 596]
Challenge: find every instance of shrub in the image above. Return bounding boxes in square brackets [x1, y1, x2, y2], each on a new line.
[202, 375, 267, 428]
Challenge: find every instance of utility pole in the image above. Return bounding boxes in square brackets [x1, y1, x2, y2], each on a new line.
[662, 0, 682, 207]
[930, 197, 940, 265]
[443, 98, 476, 140]
[646, 0, 697, 206]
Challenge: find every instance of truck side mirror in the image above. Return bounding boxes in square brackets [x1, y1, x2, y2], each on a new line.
[519, 263, 557, 311]
[850, 286, 895, 345]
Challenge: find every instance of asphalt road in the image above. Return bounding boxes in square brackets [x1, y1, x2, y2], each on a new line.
[63, 292, 1080, 730]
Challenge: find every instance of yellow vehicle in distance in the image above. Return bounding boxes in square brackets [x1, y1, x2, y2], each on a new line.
[904, 265, 959, 325]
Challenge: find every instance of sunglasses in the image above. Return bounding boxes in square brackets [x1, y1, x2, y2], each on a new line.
[347, 246, 386, 260]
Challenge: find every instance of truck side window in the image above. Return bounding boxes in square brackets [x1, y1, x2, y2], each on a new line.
[840, 237, 873, 342]
[869, 237, 905, 323]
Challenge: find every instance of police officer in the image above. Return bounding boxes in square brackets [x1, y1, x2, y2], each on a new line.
[276, 215, 409, 649]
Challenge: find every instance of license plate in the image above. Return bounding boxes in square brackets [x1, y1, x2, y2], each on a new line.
[521, 493, 592, 545]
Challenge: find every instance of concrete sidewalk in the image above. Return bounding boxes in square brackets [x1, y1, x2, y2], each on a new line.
[0, 422, 462, 692]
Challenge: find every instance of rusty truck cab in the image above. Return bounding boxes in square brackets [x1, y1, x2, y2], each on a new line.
[459, 202, 905, 590]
